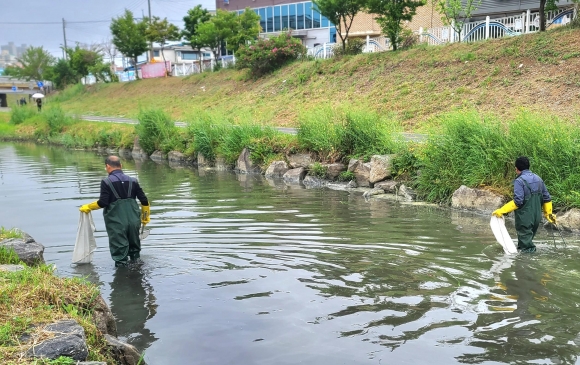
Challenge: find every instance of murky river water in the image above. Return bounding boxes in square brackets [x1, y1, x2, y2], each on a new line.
[2, 142, 580, 364]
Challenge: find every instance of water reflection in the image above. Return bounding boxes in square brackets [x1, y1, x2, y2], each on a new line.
[110, 265, 158, 348]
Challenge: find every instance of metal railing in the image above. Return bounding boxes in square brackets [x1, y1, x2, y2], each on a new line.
[421, 7, 575, 44]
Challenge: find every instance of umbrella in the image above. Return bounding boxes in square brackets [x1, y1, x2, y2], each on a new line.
[32, 93, 45, 99]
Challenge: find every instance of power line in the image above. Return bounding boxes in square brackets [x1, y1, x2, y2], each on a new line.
[0, 20, 112, 25]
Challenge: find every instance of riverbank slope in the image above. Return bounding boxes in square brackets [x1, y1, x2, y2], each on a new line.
[53, 27, 580, 129]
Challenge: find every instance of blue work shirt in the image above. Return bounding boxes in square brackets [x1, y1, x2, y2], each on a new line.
[513, 169, 551, 208]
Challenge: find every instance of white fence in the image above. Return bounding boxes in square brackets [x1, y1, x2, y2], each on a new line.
[421, 7, 576, 45]
[171, 56, 236, 77]
[306, 35, 391, 59]
[307, 6, 576, 59]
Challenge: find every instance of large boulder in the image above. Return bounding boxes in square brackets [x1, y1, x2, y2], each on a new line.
[397, 184, 416, 201]
[451, 185, 503, 213]
[283, 168, 307, 184]
[303, 175, 327, 188]
[236, 148, 260, 174]
[557, 209, 580, 233]
[26, 320, 88, 361]
[369, 155, 396, 183]
[118, 148, 132, 157]
[215, 157, 229, 171]
[149, 151, 166, 162]
[348, 159, 371, 187]
[323, 163, 346, 180]
[0, 233, 44, 266]
[374, 180, 399, 193]
[131, 138, 148, 160]
[168, 151, 187, 163]
[92, 295, 117, 337]
[105, 334, 143, 365]
[363, 188, 385, 199]
[197, 153, 210, 167]
[287, 153, 314, 168]
[265, 161, 289, 178]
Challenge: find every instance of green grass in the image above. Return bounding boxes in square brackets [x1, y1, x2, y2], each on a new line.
[0, 108, 135, 149]
[185, 109, 293, 165]
[0, 264, 116, 363]
[9, 106, 36, 125]
[48, 27, 580, 129]
[136, 108, 181, 154]
[0, 227, 23, 241]
[298, 107, 404, 162]
[407, 110, 580, 208]
[0, 246, 21, 265]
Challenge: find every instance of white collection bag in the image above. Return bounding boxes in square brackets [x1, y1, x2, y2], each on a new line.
[72, 212, 97, 264]
[489, 216, 518, 254]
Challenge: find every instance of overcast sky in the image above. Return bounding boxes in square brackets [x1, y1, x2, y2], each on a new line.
[0, 0, 215, 58]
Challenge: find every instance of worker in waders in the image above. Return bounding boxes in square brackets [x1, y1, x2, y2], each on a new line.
[79, 156, 150, 267]
[492, 156, 556, 252]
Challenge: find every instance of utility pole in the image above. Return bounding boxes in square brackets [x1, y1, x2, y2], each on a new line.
[148, 0, 153, 61]
[62, 18, 68, 60]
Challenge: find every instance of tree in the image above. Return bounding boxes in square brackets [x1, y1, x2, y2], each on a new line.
[437, 0, 480, 41]
[16, 46, 55, 81]
[110, 9, 149, 79]
[145, 16, 180, 74]
[312, 0, 365, 51]
[66, 44, 103, 82]
[50, 59, 76, 89]
[182, 5, 211, 43]
[539, 0, 560, 31]
[226, 8, 261, 52]
[191, 10, 237, 59]
[367, 0, 425, 51]
[2, 65, 21, 77]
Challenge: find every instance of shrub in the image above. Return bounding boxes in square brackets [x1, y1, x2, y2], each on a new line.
[413, 110, 580, 208]
[333, 38, 366, 57]
[186, 117, 226, 162]
[340, 109, 402, 160]
[399, 28, 418, 50]
[9, 106, 36, 125]
[43, 106, 74, 136]
[297, 107, 344, 162]
[136, 109, 179, 154]
[236, 31, 306, 77]
[338, 170, 356, 182]
[309, 162, 327, 178]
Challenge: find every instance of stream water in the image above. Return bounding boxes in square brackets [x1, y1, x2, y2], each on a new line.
[1, 142, 580, 365]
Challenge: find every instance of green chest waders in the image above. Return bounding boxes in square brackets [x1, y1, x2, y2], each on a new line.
[514, 179, 543, 252]
[103, 177, 142, 263]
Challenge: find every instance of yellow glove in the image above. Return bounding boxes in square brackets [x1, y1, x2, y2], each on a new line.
[542, 201, 557, 224]
[141, 205, 151, 225]
[492, 200, 518, 218]
[79, 201, 100, 213]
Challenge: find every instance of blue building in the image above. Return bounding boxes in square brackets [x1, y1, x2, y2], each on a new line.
[218, 1, 337, 47]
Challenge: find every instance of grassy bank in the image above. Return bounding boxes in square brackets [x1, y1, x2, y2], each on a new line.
[53, 27, 580, 129]
[3, 105, 579, 210]
[3, 105, 134, 149]
[0, 244, 115, 364]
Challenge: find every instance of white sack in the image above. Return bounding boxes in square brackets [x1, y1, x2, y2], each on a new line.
[72, 212, 97, 264]
[489, 216, 518, 254]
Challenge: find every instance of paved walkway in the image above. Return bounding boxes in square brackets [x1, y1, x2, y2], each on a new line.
[1, 108, 426, 141]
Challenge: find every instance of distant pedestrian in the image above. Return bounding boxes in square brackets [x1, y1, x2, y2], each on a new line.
[36, 97, 42, 112]
[28, 94, 32, 102]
